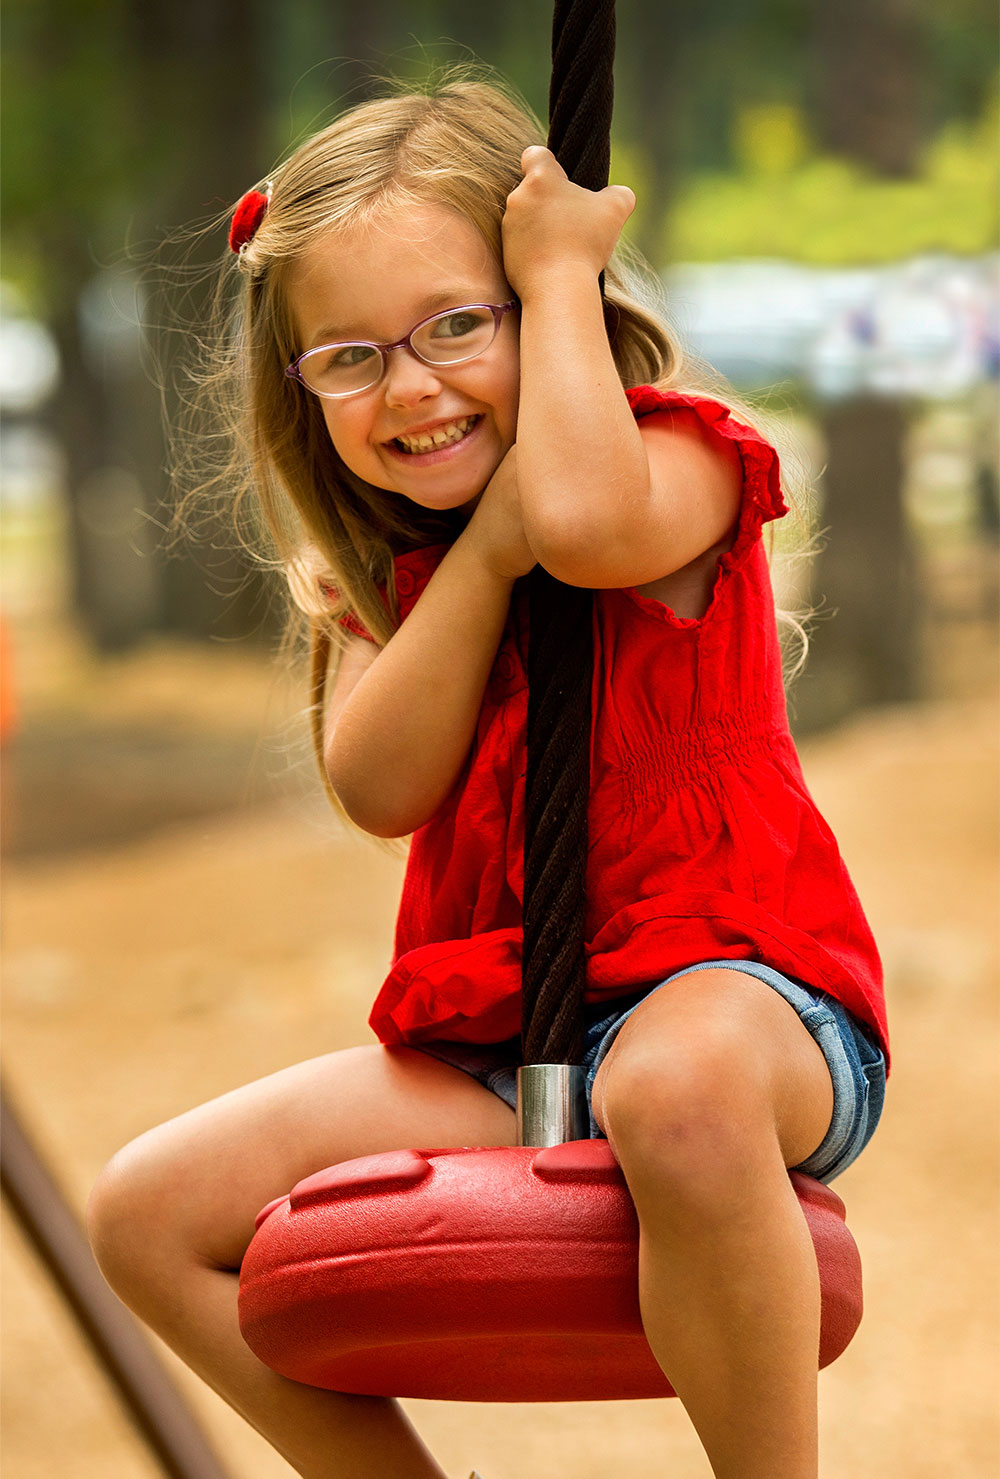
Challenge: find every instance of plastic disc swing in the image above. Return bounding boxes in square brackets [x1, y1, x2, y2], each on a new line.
[237, 0, 864, 1403]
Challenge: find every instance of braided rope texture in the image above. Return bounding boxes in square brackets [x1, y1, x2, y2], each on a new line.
[548, 0, 615, 194]
[521, 0, 616, 1065]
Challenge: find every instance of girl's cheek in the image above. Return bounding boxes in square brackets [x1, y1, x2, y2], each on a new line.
[320, 407, 339, 447]
[321, 409, 359, 469]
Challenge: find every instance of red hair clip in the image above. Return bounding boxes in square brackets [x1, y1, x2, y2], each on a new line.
[229, 184, 272, 255]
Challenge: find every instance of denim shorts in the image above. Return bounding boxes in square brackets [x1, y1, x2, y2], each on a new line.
[415, 960, 886, 1183]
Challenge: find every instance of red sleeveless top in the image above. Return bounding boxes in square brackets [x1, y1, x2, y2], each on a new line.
[354, 387, 888, 1065]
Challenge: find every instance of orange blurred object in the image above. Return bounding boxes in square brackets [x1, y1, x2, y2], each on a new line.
[0, 615, 16, 743]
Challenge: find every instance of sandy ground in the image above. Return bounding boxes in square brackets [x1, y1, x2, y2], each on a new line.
[2, 634, 998, 1479]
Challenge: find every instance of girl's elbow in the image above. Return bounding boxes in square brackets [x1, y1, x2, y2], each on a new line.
[324, 746, 429, 839]
[530, 521, 638, 589]
[353, 810, 415, 840]
[526, 490, 653, 588]
[330, 784, 417, 839]
[526, 511, 603, 587]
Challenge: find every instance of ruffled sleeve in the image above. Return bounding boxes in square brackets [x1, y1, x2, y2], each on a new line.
[625, 386, 787, 571]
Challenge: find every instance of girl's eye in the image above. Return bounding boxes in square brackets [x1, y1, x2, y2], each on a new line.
[430, 311, 482, 340]
[329, 344, 378, 368]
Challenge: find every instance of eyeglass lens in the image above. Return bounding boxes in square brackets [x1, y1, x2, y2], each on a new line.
[296, 306, 500, 396]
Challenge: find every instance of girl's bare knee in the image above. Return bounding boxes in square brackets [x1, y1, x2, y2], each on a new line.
[87, 1142, 162, 1301]
[87, 1121, 214, 1305]
[596, 1030, 779, 1209]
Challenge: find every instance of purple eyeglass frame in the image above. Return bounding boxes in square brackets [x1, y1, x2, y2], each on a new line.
[285, 301, 518, 398]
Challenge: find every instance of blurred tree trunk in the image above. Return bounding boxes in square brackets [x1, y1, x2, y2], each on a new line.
[625, 0, 685, 266]
[806, 398, 919, 715]
[811, 0, 926, 174]
[33, 0, 162, 650]
[34, 0, 278, 648]
[49, 290, 160, 651]
[797, 0, 928, 730]
[339, 5, 411, 100]
[126, 0, 275, 642]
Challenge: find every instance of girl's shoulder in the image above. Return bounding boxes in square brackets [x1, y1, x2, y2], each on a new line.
[627, 385, 782, 464]
[627, 383, 788, 539]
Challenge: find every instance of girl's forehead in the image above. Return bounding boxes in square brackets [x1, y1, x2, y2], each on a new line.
[287, 201, 506, 342]
[302, 203, 497, 287]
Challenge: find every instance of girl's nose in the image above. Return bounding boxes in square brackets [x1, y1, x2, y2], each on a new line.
[382, 346, 443, 406]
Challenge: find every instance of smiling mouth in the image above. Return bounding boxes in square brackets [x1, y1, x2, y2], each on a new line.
[392, 415, 482, 454]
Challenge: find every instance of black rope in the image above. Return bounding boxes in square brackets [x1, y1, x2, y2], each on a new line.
[521, 0, 616, 1066]
[548, 0, 615, 195]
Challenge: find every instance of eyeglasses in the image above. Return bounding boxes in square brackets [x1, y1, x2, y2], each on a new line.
[285, 301, 518, 399]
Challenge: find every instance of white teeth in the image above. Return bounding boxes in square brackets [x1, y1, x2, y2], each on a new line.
[395, 416, 477, 454]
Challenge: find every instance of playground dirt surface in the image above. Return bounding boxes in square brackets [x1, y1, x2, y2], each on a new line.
[2, 635, 998, 1479]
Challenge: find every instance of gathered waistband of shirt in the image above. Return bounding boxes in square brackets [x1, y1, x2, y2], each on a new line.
[617, 709, 791, 800]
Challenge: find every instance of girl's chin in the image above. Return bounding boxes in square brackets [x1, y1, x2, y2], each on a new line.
[400, 487, 485, 518]
[383, 456, 499, 514]
[377, 479, 485, 521]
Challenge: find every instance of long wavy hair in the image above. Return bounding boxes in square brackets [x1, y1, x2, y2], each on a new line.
[175, 68, 814, 808]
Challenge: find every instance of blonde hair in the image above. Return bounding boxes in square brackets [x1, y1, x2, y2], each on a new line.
[176, 67, 814, 806]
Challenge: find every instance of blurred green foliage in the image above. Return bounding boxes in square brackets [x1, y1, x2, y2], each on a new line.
[665, 91, 999, 263]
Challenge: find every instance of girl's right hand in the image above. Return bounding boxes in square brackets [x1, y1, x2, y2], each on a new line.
[463, 446, 537, 582]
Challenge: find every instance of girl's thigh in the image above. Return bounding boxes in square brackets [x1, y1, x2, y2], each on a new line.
[97, 1045, 517, 1268]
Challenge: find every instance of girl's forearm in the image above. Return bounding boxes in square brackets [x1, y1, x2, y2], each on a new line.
[325, 536, 515, 838]
[515, 268, 651, 578]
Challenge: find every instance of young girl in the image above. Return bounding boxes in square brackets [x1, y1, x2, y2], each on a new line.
[87, 75, 888, 1479]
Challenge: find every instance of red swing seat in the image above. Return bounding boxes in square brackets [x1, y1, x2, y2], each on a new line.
[238, 1138, 862, 1401]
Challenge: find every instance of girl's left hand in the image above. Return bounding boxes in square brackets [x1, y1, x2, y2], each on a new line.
[501, 145, 635, 299]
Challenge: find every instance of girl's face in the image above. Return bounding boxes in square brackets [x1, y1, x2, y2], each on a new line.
[285, 202, 521, 516]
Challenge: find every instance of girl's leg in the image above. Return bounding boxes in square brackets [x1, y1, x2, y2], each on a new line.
[590, 969, 835, 1479]
[87, 1044, 516, 1479]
